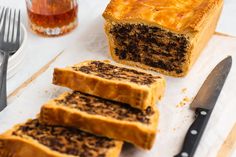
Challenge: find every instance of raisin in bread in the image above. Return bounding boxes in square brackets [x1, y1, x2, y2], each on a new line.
[40, 91, 159, 149]
[0, 119, 123, 157]
[53, 60, 165, 110]
[103, 0, 223, 77]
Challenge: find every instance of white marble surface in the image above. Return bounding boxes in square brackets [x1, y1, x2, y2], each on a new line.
[0, 0, 111, 95]
[217, 0, 236, 36]
[0, 0, 235, 157]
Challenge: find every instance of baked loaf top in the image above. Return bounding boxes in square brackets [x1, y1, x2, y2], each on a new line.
[103, 0, 222, 32]
[0, 119, 122, 157]
[49, 91, 156, 125]
[70, 60, 162, 86]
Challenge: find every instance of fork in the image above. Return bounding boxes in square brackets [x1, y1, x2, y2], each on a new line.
[0, 7, 21, 111]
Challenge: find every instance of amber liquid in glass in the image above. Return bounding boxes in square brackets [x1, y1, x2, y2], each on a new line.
[27, 0, 78, 36]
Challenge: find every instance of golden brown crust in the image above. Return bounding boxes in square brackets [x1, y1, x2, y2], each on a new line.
[40, 92, 159, 150]
[103, 0, 223, 33]
[53, 60, 166, 110]
[0, 136, 122, 157]
[0, 123, 72, 157]
[0, 136, 63, 157]
[188, 1, 223, 70]
[103, 0, 223, 77]
[0, 120, 123, 157]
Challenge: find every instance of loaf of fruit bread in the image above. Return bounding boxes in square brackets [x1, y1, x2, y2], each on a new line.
[103, 0, 223, 77]
[0, 119, 123, 157]
[53, 60, 165, 110]
[40, 91, 159, 150]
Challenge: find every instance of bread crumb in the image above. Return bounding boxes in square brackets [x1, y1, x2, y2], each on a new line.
[176, 96, 191, 108]
[176, 101, 186, 108]
[103, 60, 111, 63]
[183, 97, 191, 102]
[181, 88, 187, 93]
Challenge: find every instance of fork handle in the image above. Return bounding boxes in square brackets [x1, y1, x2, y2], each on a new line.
[0, 51, 9, 111]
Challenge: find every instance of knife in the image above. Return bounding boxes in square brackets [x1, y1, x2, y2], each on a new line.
[175, 56, 232, 157]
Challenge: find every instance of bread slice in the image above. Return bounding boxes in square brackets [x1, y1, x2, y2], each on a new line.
[103, 0, 223, 77]
[0, 119, 123, 157]
[40, 91, 159, 149]
[53, 60, 166, 110]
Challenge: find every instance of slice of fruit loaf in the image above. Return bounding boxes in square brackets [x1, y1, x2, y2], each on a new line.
[0, 119, 123, 157]
[40, 91, 159, 149]
[53, 60, 166, 110]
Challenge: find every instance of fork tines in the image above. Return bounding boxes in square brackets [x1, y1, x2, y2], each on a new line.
[0, 7, 21, 46]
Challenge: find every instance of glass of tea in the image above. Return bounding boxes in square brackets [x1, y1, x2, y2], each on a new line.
[25, 0, 78, 36]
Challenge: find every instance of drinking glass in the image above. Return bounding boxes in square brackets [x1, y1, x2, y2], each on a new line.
[25, 0, 78, 36]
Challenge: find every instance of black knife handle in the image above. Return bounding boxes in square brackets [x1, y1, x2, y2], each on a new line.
[174, 108, 212, 157]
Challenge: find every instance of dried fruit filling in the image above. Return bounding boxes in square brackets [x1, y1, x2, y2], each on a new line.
[55, 91, 154, 124]
[109, 23, 190, 74]
[13, 119, 116, 157]
[72, 61, 160, 85]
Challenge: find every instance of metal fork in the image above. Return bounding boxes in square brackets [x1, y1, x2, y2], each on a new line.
[0, 7, 21, 111]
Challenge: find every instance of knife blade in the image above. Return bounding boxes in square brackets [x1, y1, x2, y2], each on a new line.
[175, 56, 232, 157]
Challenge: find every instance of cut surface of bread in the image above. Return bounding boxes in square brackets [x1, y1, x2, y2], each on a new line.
[103, 0, 223, 77]
[0, 119, 123, 157]
[40, 91, 159, 149]
[53, 60, 166, 110]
